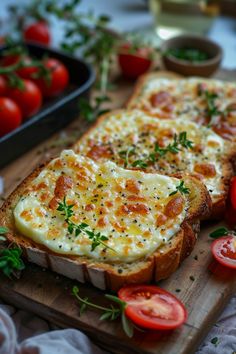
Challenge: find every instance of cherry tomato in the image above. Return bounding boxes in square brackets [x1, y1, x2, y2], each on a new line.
[7, 79, 42, 119]
[230, 177, 236, 211]
[118, 285, 187, 330]
[211, 235, 236, 269]
[16, 56, 38, 80]
[1, 54, 20, 67]
[23, 21, 51, 46]
[0, 75, 7, 95]
[34, 58, 69, 97]
[0, 97, 22, 137]
[118, 43, 152, 79]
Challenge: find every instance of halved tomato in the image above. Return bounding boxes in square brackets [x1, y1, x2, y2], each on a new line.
[118, 43, 152, 79]
[211, 235, 236, 269]
[118, 285, 187, 330]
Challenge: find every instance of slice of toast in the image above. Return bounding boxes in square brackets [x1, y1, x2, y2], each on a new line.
[0, 150, 211, 291]
[126, 72, 236, 141]
[74, 109, 235, 219]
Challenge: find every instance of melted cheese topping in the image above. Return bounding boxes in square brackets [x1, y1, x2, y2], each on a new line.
[128, 77, 236, 140]
[14, 150, 188, 263]
[76, 109, 229, 201]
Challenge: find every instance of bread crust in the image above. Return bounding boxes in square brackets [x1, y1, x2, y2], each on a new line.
[126, 71, 182, 109]
[0, 160, 211, 291]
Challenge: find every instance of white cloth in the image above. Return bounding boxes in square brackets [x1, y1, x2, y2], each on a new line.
[0, 304, 109, 354]
[1, 297, 236, 354]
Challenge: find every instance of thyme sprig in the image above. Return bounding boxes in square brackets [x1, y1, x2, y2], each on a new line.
[72, 286, 134, 337]
[118, 146, 136, 168]
[79, 95, 111, 122]
[204, 91, 221, 126]
[57, 197, 116, 253]
[119, 132, 193, 169]
[198, 86, 221, 126]
[169, 180, 190, 196]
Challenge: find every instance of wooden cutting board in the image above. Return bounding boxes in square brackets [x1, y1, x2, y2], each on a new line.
[0, 69, 236, 354]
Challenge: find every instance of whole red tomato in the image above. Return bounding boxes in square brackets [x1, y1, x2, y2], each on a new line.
[34, 58, 69, 97]
[1, 54, 20, 67]
[0, 75, 7, 95]
[7, 79, 42, 119]
[23, 21, 51, 46]
[0, 97, 22, 137]
[16, 56, 38, 80]
[118, 43, 152, 79]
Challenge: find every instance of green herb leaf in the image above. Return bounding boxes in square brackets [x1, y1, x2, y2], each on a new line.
[132, 160, 148, 169]
[118, 146, 135, 168]
[79, 95, 110, 122]
[209, 227, 230, 239]
[121, 311, 134, 338]
[57, 198, 115, 253]
[169, 180, 190, 196]
[105, 294, 126, 307]
[198, 87, 221, 126]
[0, 248, 25, 278]
[178, 131, 194, 149]
[211, 337, 220, 347]
[118, 132, 193, 170]
[79, 300, 88, 316]
[100, 311, 113, 321]
[165, 48, 209, 63]
[72, 286, 134, 337]
[0, 227, 8, 234]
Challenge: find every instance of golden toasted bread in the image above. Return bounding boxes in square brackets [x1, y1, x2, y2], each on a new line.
[0, 151, 210, 291]
[74, 109, 235, 219]
[127, 72, 236, 142]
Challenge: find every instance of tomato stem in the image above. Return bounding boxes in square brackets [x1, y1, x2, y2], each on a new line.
[0, 61, 33, 74]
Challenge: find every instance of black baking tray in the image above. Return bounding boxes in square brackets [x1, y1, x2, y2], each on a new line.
[0, 43, 95, 168]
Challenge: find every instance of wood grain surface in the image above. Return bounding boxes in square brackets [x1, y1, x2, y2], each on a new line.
[0, 69, 236, 354]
